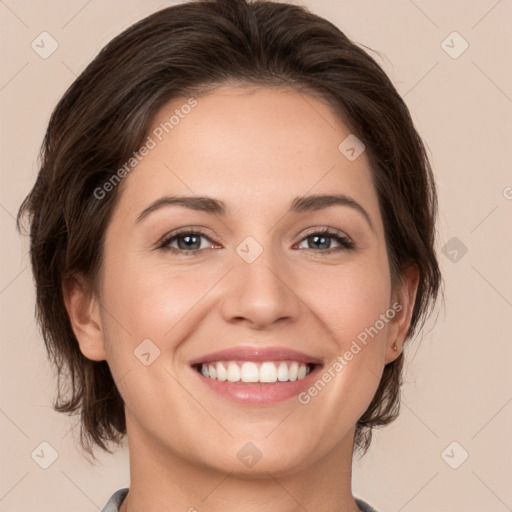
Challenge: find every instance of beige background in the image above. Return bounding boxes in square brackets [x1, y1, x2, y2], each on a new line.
[1, 0, 511, 511]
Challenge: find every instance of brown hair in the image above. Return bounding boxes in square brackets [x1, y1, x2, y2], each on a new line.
[17, 0, 441, 458]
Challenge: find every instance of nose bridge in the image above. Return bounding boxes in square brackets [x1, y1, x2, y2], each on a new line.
[220, 233, 300, 327]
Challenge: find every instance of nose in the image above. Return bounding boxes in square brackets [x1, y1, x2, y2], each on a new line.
[220, 242, 302, 330]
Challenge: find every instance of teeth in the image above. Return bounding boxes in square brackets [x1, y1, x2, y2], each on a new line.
[277, 361, 288, 382]
[198, 361, 312, 383]
[227, 362, 241, 382]
[289, 361, 299, 381]
[241, 362, 259, 382]
[259, 362, 277, 383]
[216, 362, 227, 381]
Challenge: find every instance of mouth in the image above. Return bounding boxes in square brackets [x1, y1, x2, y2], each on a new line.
[189, 347, 323, 404]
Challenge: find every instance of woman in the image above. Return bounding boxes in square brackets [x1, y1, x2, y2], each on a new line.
[17, 0, 441, 510]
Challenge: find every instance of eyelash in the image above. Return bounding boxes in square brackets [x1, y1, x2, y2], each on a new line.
[157, 227, 355, 256]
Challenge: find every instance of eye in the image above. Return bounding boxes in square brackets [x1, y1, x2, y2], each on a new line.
[157, 227, 354, 256]
[158, 229, 219, 255]
[296, 228, 354, 252]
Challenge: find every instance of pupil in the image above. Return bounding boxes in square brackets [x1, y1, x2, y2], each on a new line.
[179, 234, 200, 250]
[310, 234, 330, 250]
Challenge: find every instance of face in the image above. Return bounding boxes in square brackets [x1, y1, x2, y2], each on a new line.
[71, 85, 413, 476]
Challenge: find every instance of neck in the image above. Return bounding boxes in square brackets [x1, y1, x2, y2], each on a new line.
[119, 416, 362, 512]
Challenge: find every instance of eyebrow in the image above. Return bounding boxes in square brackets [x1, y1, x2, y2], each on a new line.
[136, 193, 374, 230]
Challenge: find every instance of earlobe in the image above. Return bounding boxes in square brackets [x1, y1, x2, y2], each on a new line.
[62, 275, 107, 361]
[385, 264, 420, 364]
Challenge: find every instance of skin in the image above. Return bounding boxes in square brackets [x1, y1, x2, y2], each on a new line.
[64, 85, 418, 512]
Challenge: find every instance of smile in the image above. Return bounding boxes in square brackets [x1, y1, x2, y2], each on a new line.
[196, 360, 313, 383]
[189, 346, 323, 404]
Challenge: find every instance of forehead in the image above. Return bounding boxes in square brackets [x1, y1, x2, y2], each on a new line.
[113, 86, 381, 226]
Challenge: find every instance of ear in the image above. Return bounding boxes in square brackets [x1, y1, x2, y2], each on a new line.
[62, 274, 107, 361]
[384, 264, 420, 364]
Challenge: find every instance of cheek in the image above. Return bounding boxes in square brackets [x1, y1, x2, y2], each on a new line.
[299, 254, 392, 346]
[98, 260, 209, 413]
[296, 265, 393, 435]
[99, 254, 222, 357]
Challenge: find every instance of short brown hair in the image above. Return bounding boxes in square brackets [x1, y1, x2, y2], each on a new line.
[17, 0, 441, 458]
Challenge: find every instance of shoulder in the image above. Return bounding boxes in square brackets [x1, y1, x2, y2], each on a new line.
[101, 488, 129, 512]
[355, 497, 379, 512]
[100, 490, 377, 512]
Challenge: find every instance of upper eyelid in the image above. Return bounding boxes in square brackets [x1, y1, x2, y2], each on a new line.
[160, 227, 217, 244]
[301, 226, 351, 239]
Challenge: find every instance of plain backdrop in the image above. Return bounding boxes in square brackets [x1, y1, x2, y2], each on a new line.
[1, 1, 511, 511]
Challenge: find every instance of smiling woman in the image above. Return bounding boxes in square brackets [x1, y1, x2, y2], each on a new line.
[16, 1, 441, 511]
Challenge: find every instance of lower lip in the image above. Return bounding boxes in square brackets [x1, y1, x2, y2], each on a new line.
[192, 365, 322, 405]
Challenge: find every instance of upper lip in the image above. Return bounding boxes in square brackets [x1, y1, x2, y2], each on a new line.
[189, 346, 323, 366]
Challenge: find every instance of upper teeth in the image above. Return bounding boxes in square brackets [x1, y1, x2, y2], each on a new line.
[199, 361, 311, 383]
